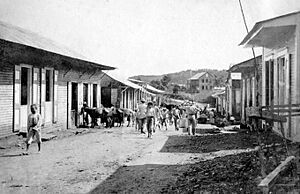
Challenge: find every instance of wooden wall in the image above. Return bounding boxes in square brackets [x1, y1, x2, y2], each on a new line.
[0, 61, 14, 137]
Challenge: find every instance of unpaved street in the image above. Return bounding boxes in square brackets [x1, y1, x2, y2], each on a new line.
[0, 126, 173, 193]
[0, 125, 258, 194]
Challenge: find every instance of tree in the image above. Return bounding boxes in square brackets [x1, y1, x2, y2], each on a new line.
[150, 80, 165, 90]
[172, 84, 180, 94]
[161, 75, 171, 87]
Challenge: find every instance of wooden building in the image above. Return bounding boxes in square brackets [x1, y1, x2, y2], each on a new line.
[240, 11, 300, 141]
[100, 73, 143, 110]
[212, 89, 226, 114]
[128, 78, 164, 105]
[226, 56, 262, 122]
[187, 72, 215, 93]
[0, 21, 115, 137]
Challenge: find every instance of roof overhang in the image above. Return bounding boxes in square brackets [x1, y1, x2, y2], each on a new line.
[145, 84, 165, 94]
[0, 21, 115, 71]
[240, 25, 296, 49]
[105, 72, 142, 89]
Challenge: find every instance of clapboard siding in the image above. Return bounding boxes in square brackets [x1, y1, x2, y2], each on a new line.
[57, 81, 68, 129]
[0, 63, 14, 137]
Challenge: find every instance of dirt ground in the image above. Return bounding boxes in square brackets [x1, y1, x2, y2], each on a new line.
[0, 123, 293, 193]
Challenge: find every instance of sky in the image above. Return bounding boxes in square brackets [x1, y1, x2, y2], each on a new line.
[0, 0, 300, 79]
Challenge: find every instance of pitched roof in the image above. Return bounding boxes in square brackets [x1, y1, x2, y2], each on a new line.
[228, 55, 262, 72]
[145, 84, 165, 94]
[239, 11, 300, 46]
[0, 21, 115, 70]
[106, 72, 142, 89]
[188, 72, 207, 80]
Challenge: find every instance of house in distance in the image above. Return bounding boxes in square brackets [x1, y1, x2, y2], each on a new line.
[186, 72, 214, 93]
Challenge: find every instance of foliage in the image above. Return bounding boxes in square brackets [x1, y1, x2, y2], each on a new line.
[161, 75, 171, 87]
[172, 84, 180, 94]
[150, 80, 165, 90]
[130, 69, 227, 87]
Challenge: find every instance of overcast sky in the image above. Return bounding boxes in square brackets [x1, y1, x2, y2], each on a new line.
[0, 0, 300, 79]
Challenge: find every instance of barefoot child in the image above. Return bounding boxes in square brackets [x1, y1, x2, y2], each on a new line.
[24, 104, 42, 154]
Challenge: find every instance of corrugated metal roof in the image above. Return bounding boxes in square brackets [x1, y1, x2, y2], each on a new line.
[239, 11, 300, 46]
[0, 21, 115, 70]
[145, 84, 165, 94]
[106, 72, 142, 89]
[188, 72, 206, 80]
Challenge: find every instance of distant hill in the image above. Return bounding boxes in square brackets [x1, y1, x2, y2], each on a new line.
[130, 69, 228, 86]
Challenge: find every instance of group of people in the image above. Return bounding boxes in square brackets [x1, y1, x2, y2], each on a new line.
[22, 99, 211, 154]
[134, 99, 202, 138]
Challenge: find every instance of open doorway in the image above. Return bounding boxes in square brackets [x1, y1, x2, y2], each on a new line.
[71, 82, 78, 127]
[20, 66, 32, 131]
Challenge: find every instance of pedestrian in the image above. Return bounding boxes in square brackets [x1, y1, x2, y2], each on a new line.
[136, 98, 147, 134]
[23, 104, 43, 155]
[161, 108, 168, 130]
[126, 111, 132, 127]
[184, 102, 198, 135]
[173, 106, 181, 131]
[153, 103, 161, 131]
[146, 101, 155, 138]
[134, 109, 139, 130]
[80, 101, 89, 127]
[168, 109, 173, 125]
[106, 106, 114, 128]
[209, 109, 215, 124]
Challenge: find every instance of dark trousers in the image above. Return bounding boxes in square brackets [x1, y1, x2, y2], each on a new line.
[146, 117, 154, 136]
[138, 117, 146, 132]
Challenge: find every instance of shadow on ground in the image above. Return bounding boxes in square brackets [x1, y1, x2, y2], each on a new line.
[89, 152, 262, 193]
[0, 153, 22, 158]
[89, 163, 184, 194]
[160, 132, 287, 153]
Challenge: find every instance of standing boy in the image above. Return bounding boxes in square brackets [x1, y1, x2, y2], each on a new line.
[24, 104, 43, 155]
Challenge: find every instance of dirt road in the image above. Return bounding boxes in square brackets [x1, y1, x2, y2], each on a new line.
[0, 124, 258, 194]
[0, 125, 182, 193]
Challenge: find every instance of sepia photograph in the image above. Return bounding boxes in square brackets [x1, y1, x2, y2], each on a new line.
[1, 0, 300, 193]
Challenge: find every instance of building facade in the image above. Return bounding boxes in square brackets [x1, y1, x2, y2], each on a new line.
[0, 21, 114, 137]
[187, 72, 214, 93]
[100, 73, 143, 110]
[240, 11, 300, 141]
[226, 56, 262, 122]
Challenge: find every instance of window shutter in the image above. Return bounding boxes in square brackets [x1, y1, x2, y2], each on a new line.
[97, 84, 101, 107]
[89, 83, 92, 107]
[40, 69, 46, 124]
[14, 65, 21, 132]
[32, 68, 39, 104]
[53, 70, 58, 123]
[252, 77, 256, 107]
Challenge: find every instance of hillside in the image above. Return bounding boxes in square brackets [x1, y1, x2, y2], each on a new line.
[131, 69, 228, 86]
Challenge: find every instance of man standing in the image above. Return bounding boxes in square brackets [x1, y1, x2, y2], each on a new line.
[153, 102, 161, 131]
[136, 98, 147, 134]
[146, 101, 155, 138]
[173, 106, 181, 131]
[185, 102, 198, 135]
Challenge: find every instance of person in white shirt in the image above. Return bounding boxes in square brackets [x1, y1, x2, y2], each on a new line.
[24, 104, 42, 155]
[184, 103, 198, 135]
[136, 98, 147, 134]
